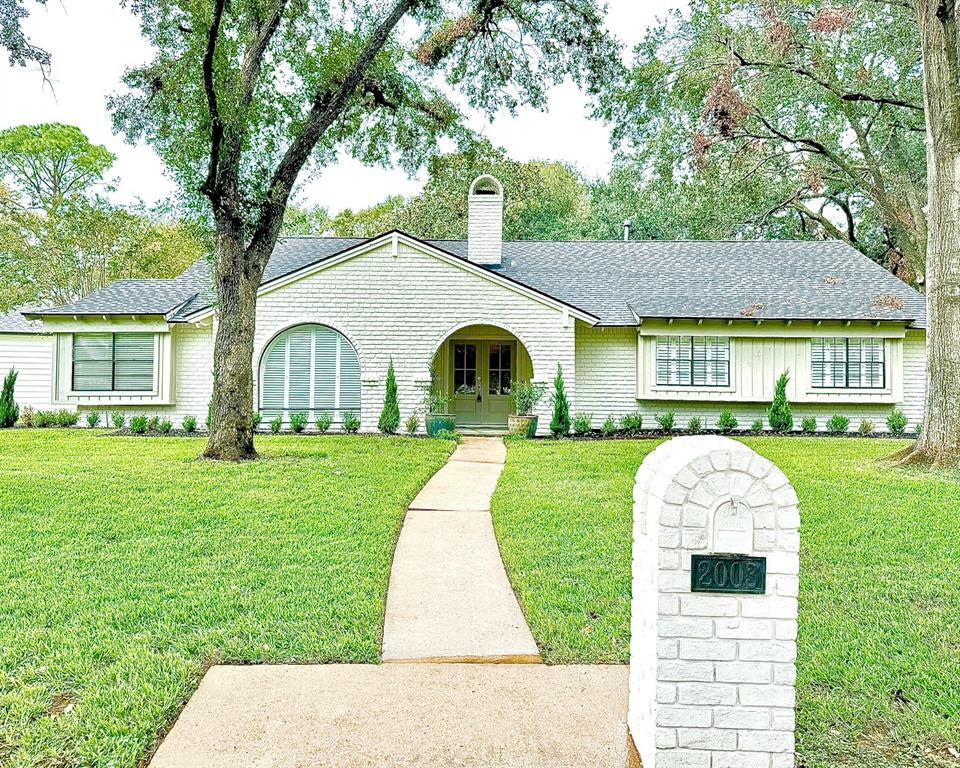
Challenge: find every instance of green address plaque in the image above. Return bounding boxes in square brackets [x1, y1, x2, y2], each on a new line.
[691, 554, 767, 595]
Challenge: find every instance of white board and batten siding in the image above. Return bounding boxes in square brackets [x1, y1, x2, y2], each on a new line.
[0, 333, 55, 411]
[575, 320, 926, 431]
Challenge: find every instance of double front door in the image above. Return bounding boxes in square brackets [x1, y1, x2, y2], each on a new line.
[449, 340, 515, 427]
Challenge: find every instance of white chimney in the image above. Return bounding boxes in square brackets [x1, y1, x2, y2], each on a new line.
[467, 174, 503, 266]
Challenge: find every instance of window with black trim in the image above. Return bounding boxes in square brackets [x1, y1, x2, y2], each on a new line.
[811, 337, 885, 389]
[72, 333, 155, 392]
[656, 336, 730, 387]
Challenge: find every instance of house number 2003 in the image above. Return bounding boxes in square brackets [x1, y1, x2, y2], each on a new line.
[691, 554, 767, 595]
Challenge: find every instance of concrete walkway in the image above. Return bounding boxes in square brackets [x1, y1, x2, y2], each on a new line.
[148, 436, 630, 767]
[382, 437, 540, 663]
[150, 664, 629, 768]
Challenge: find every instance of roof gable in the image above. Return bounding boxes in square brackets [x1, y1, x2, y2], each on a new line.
[174, 231, 600, 324]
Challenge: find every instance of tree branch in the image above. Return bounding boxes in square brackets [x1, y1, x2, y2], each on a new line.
[246, 0, 417, 261]
[200, 0, 228, 208]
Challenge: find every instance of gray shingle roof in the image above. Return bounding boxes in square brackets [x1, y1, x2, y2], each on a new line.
[31, 235, 927, 328]
[0, 309, 45, 333]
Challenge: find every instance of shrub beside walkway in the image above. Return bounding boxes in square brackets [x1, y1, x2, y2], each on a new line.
[151, 437, 630, 767]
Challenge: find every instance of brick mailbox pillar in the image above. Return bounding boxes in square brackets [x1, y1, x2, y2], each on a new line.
[629, 436, 800, 768]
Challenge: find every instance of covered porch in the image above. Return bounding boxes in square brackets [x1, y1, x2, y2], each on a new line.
[430, 324, 535, 432]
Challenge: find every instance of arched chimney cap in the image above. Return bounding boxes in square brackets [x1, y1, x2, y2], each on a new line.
[469, 174, 504, 197]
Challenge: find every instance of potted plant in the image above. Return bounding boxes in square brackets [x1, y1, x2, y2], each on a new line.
[424, 388, 455, 436]
[509, 379, 547, 437]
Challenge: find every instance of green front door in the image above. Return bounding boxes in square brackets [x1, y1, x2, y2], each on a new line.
[449, 340, 515, 428]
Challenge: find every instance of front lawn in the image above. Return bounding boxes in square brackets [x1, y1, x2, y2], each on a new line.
[492, 437, 960, 768]
[0, 430, 451, 767]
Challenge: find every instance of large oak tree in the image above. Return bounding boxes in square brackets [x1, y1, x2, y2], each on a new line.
[607, 0, 960, 466]
[112, 0, 618, 460]
[896, 0, 960, 467]
[603, 0, 925, 278]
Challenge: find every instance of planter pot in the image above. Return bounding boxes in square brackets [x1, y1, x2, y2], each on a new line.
[508, 414, 539, 438]
[426, 413, 456, 436]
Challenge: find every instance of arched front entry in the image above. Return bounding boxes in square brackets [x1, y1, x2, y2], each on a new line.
[259, 323, 361, 424]
[431, 324, 534, 430]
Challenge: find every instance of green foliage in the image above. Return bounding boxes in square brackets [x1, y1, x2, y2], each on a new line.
[858, 419, 876, 436]
[0, 125, 203, 311]
[405, 413, 420, 436]
[110, 2, 619, 227]
[1, 0, 52, 70]
[0, 368, 18, 427]
[315, 413, 333, 434]
[378, 360, 400, 434]
[269, 416, 282, 434]
[655, 411, 675, 431]
[0, 123, 114, 211]
[342, 412, 361, 434]
[801, 417, 817, 434]
[751, 418, 765, 433]
[34, 410, 55, 427]
[0, 429, 451, 768]
[53, 409, 77, 427]
[549, 364, 570, 438]
[158, 419, 173, 434]
[205, 402, 212, 429]
[289, 412, 308, 433]
[716, 410, 738, 433]
[111, 411, 125, 430]
[85, 411, 101, 428]
[333, 140, 594, 240]
[491, 437, 960, 768]
[281, 203, 331, 236]
[620, 412, 643, 434]
[572, 412, 592, 435]
[600, 0, 926, 275]
[887, 409, 908, 435]
[768, 371, 794, 433]
[146, 415, 160, 432]
[19, 405, 33, 427]
[182, 415, 197, 433]
[251, 412, 262, 429]
[510, 379, 547, 416]
[601, 415, 616, 437]
[687, 416, 702, 433]
[826, 414, 851, 435]
[129, 415, 148, 434]
[916, 423, 923, 438]
[432, 427, 461, 443]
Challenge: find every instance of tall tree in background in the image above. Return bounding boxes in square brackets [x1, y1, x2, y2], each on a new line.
[603, 0, 926, 278]
[328, 140, 592, 239]
[893, 0, 960, 468]
[0, 124, 203, 309]
[113, 0, 619, 461]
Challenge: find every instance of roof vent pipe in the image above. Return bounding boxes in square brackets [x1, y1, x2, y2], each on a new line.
[623, 219, 632, 241]
[468, 174, 504, 266]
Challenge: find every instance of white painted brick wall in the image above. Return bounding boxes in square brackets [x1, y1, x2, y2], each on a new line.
[630, 436, 799, 768]
[75, 323, 213, 429]
[576, 323, 926, 432]
[251, 241, 574, 433]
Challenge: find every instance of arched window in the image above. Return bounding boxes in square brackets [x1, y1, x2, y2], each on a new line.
[259, 324, 360, 423]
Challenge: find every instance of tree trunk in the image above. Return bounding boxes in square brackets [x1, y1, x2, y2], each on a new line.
[897, 0, 960, 467]
[202, 226, 263, 461]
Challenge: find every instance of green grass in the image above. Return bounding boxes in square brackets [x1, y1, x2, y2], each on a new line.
[0, 430, 451, 768]
[492, 437, 960, 768]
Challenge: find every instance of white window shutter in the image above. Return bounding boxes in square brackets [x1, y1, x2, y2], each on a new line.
[260, 325, 361, 423]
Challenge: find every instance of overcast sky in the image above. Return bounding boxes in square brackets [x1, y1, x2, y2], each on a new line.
[0, 0, 678, 213]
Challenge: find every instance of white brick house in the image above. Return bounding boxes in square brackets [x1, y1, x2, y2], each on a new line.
[0, 174, 927, 434]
